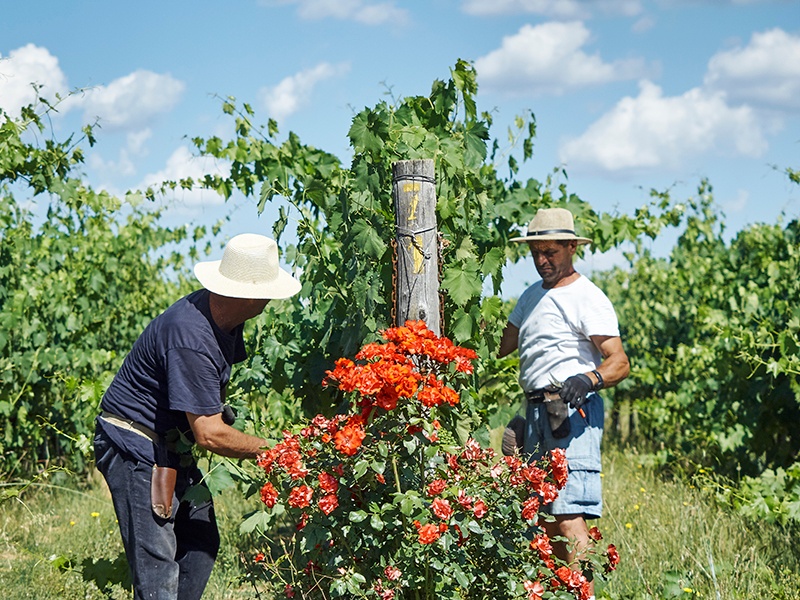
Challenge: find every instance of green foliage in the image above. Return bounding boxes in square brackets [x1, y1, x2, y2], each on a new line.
[190, 60, 685, 429]
[717, 463, 800, 527]
[0, 99, 195, 476]
[597, 176, 800, 517]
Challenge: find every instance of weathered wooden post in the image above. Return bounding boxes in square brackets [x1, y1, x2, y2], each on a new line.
[392, 159, 440, 335]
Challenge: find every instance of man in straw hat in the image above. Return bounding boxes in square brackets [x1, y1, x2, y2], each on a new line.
[498, 208, 629, 598]
[94, 233, 300, 600]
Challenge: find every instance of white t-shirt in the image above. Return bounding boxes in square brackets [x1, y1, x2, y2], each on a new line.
[509, 275, 620, 392]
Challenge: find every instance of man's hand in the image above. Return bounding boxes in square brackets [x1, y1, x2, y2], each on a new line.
[559, 373, 593, 410]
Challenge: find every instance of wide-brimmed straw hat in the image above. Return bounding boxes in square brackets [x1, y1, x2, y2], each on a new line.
[509, 207, 592, 245]
[194, 233, 301, 299]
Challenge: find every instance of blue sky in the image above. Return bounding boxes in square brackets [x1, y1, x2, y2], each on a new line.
[1, 0, 798, 297]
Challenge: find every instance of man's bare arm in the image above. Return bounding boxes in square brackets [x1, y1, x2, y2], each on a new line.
[187, 412, 267, 459]
[588, 335, 630, 389]
[498, 322, 520, 358]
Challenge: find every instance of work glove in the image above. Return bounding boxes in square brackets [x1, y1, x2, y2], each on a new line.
[559, 373, 593, 410]
[502, 415, 526, 456]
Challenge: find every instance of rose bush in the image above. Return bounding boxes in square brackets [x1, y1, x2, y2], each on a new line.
[246, 321, 618, 599]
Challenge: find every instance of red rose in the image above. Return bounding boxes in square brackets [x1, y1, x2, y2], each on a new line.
[606, 543, 620, 572]
[530, 533, 553, 561]
[318, 471, 339, 494]
[384, 565, 402, 581]
[523, 580, 544, 600]
[472, 499, 488, 518]
[318, 493, 339, 516]
[417, 523, 441, 544]
[333, 423, 366, 456]
[260, 482, 278, 508]
[521, 496, 540, 521]
[287, 485, 313, 508]
[426, 479, 447, 497]
[432, 498, 453, 520]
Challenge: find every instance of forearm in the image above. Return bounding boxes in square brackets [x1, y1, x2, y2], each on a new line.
[590, 353, 629, 389]
[187, 412, 267, 459]
[498, 322, 519, 358]
[588, 335, 630, 390]
[196, 426, 267, 459]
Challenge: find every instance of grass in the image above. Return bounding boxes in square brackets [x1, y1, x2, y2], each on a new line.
[0, 469, 262, 599]
[2, 448, 799, 599]
[599, 446, 800, 599]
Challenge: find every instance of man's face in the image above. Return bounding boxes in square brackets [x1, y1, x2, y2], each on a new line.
[527, 240, 577, 287]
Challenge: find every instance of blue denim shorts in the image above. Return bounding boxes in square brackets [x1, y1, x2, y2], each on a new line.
[523, 392, 604, 519]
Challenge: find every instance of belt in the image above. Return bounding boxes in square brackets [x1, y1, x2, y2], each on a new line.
[99, 411, 160, 444]
[525, 388, 562, 403]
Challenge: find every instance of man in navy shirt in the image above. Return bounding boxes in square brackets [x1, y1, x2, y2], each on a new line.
[94, 233, 301, 600]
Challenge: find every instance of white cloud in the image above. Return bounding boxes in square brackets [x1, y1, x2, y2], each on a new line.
[559, 80, 767, 173]
[260, 62, 350, 122]
[704, 28, 800, 112]
[126, 129, 153, 156]
[0, 46, 184, 130]
[475, 22, 647, 95]
[266, 0, 408, 25]
[631, 15, 655, 33]
[88, 129, 153, 178]
[723, 189, 750, 214]
[0, 44, 68, 116]
[461, 0, 641, 18]
[69, 70, 185, 131]
[139, 146, 231, 207]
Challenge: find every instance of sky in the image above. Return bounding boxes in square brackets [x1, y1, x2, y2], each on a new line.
[1, 0, 798, 297]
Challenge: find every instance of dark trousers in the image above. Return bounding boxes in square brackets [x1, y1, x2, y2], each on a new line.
[94, 429, 220, 600]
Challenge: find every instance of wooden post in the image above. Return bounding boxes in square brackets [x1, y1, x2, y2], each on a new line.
[392, 159, 440, 335]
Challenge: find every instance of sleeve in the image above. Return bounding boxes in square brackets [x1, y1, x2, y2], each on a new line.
[166, 347, 223, 415]
[508, 287, 532, 328]
[579, 285, 620, 338]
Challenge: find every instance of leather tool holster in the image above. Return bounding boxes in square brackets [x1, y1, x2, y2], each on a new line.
[527, 387, 571, 439]
[151, 464, 177, 519]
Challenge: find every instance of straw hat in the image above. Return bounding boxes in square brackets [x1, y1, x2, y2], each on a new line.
[194, 234, 301, 299]
[509, 207, 591, 245]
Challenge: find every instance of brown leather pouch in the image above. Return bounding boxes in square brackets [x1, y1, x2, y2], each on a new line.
[151, 465, 177, 519]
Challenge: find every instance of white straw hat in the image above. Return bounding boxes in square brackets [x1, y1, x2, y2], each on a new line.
[194, 234, 301, 299]
[509, 207, 592, 245]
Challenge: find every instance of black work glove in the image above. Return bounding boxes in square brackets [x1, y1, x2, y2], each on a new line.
[559, 373, 593, 410]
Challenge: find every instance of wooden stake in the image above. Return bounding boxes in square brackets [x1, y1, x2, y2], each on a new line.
[392, 159, 440, 335]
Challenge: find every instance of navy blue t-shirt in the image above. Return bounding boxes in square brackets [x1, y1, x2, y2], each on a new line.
[98, 289, 246, 467]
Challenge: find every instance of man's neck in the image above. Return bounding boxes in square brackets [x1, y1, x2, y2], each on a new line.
[542, 270, 580, 289]
[208, 293, 241, 334]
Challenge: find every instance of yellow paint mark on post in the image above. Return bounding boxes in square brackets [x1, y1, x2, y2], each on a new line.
[406, 236, 425, 274]
[407, 193, 419, 221]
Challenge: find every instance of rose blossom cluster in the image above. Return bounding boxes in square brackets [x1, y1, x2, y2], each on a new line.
[323, 320, 477, 415]
[249, 321, 619, 600]
[411, 443, 568, 548]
